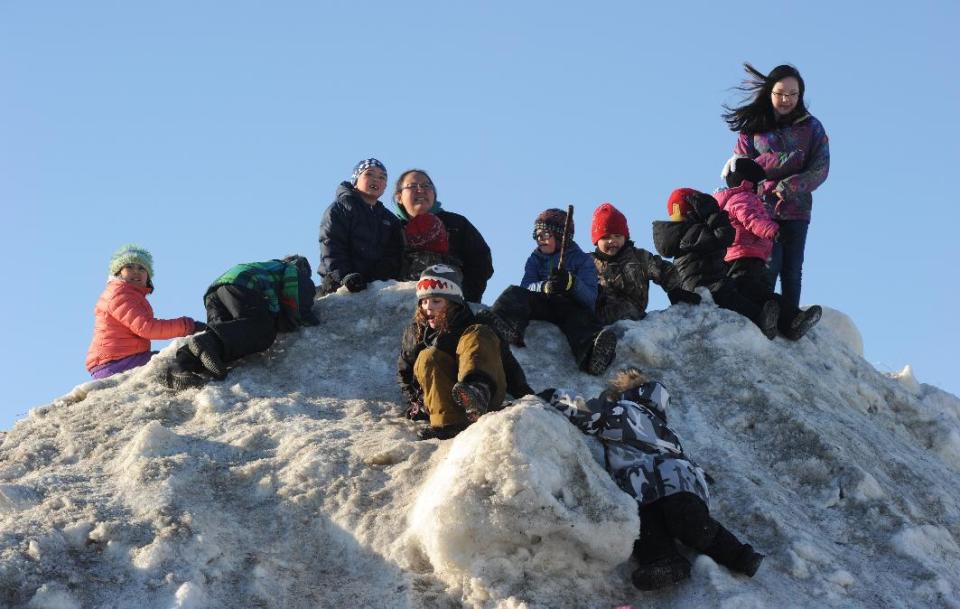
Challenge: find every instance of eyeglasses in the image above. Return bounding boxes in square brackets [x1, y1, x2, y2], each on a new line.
[401, 182, 433, 191]
[534, 230, 555, 241]
[772, 91, 799, 100]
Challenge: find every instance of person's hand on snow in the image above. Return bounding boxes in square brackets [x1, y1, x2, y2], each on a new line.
[667, 288, 701, 306]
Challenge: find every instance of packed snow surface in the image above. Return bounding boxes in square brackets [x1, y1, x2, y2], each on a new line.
[1, 282, 958, 608]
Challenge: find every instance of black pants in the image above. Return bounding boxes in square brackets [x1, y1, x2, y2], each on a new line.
[637, 493, 748, 567]
[491, 286, 602, 366]
[176, 285, 278, 372]
[727, 258, 800, 333]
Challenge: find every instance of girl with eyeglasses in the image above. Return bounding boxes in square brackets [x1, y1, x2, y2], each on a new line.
[721, 64, 830, 312]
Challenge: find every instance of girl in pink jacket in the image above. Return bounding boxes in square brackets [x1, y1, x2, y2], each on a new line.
[715, 159, 820, 341]
[86, 244, 201, 378]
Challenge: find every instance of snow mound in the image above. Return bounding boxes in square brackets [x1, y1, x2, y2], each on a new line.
[1, 280, 959, 609]
[405, 400, 638, 607]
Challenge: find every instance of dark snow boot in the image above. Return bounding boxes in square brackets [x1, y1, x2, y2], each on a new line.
[188, 332, 228, 380]
[156, 364, 206, 392]
[757, 299, 780, 340]
[584, 328, 618, 376]
[416, 422, 469, 441]
[631, 553, 692, 591]
[475, 309, 525, 347]
[703, 526, 764, 577]
[452, 381, 492, 420]
[784, 305, 822, 341]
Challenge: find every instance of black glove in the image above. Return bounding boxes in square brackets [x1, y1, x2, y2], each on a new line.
[542, 270, 575, 295]
[667, 288, 701, 305]
[192, 321, 208, 333]
[342, 273, 367, 293]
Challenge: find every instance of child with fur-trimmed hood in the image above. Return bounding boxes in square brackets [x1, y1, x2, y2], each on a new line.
[590, 203, 700, 324]
[398, 265, 533, 441]
[540, 368, 764, 590]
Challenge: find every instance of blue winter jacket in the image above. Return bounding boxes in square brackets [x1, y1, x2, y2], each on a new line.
[318, 182, 403, 289]
[521, 241, 598, 311]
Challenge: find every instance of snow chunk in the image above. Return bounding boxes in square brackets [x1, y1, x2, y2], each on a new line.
[61, 521, 94, 549]
[405, 400, 638, 606]
[27, 583, 80, 609]
[0, 483, 40, 513]
[170, 581, 207, 609]
[115, 420, 181, 469]
[893, 525, 960, 571]
[891, 364, 921, 395]
[818, 306, 863, 356]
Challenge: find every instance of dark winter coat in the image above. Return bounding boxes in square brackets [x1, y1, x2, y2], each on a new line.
[397, 304, 532, 404]
[592, 242, 683, 324]
[318, 182, 403, 293]
[521, 241, 599, 312]
[544, 382, 709, 506]
[400, 250, 464, 283]
[395, 203, 494, 303]
[734, 114, 830, 222]
[651, 193, 735, 293]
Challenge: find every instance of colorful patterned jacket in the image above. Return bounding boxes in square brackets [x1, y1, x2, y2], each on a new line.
[734, 114, 829, 222]
[206, 260, 302, 324]
[86, 279, 195, 371]
[714, 182, 780, 262]
[543, 382, 709, 506]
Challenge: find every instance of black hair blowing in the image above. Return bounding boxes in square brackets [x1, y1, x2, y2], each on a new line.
[722, 63, 808, 135]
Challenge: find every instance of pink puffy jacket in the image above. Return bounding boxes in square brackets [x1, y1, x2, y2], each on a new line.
[86, 279, 195, 371]
[714, 182, 780, 263]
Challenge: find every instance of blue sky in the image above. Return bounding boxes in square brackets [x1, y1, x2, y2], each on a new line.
[2, 1, 958, 430]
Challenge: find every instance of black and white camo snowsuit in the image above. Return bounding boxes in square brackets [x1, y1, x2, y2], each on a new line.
[543, 382, 709, 507]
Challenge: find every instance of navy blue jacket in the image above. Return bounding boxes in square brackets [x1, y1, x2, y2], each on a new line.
[521, 241, 598, 311]
[318, 182, 403, 292]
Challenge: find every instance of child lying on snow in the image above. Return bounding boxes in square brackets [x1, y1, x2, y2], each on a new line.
[539, 368, 764, 590]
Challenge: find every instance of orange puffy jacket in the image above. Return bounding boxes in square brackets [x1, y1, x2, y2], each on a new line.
[86, 279, 195, 371]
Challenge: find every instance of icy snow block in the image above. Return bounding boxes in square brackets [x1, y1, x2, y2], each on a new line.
[406, 399, 638, 596]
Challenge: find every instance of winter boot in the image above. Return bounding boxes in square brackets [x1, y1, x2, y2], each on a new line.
[703, 525, 765, 577]
[188, 331, 228, 380]
[452, 381, 492, 420]
[156, 364, 206, 392]
[585, 328, 618, 376]
[784, 305, 822, 341]
[757, 299, 779, 340]
[416, 422, 469, 441]
[475, 310, 525, 347]
[631, 533, 691, 591]
[631, 553, 692, 591]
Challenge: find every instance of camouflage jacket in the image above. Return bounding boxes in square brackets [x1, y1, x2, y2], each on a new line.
[592, 242, 682, 324]
[544, 382, 709, 506]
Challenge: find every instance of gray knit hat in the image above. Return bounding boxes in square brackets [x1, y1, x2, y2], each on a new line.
[109, 244, 154, 277]
[416, 264, 464, 306]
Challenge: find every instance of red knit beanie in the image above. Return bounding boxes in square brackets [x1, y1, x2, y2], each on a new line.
[667, 188, 699, 221]
[405, 214, 449, 254]
[590, 203, 630, 244]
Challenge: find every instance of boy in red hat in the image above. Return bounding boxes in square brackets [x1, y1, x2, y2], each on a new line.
[652, 189, 780, 339]
[590, 202, 700, 324]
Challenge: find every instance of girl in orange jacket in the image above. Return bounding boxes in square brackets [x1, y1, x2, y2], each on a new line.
[86, 244, 200, 379]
